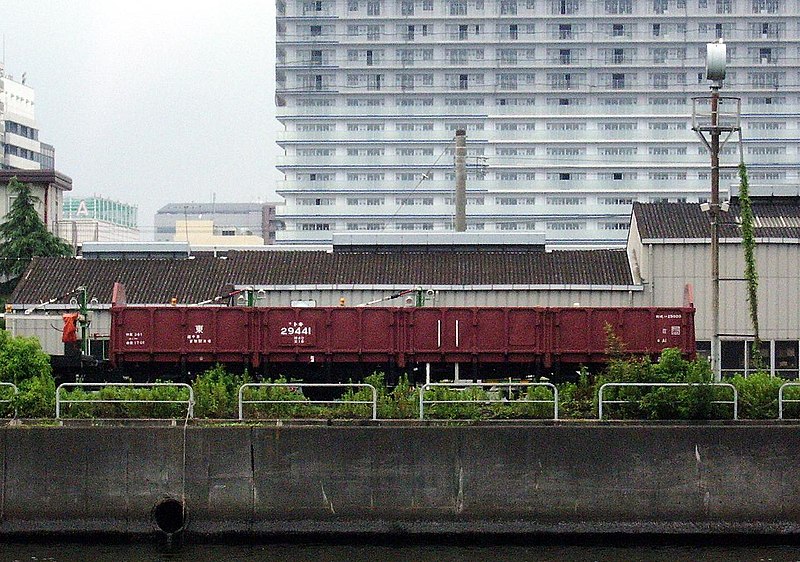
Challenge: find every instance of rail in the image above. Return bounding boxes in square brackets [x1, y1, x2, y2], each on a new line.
[598, 382, 738, 420]
[55, 383, 195, 420]
[238, 383, 378, 420]
[0, 382, 18, 418]
[778, 382, 800, 420]
[419, 382, 559, 420]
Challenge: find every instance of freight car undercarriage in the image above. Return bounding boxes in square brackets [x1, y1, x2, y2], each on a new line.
[108, 358, 591, 385]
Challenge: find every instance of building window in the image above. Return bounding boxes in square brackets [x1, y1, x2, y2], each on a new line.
[500, 0, 518, 13]
[450, 0, 468, 14]
[300, 223, 331, 231]
[605, 0, 632, 12]
[716, 0, 732, 12]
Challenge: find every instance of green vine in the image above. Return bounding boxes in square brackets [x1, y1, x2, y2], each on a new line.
[738, 162, 762, 368]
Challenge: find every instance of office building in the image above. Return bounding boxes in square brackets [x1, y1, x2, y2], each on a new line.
[1, 64, 54, 170]
[155, 202, 284, 244]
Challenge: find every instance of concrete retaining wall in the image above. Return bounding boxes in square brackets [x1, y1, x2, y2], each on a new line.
[1, 424, 799, 537]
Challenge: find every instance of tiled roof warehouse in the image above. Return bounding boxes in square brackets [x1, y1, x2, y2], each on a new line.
[11, 249, 634, 305]
[633, 198, 800, 241]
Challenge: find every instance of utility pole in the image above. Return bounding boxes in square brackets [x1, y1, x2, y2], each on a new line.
[692, 41, 741, 382]
[454, 129, 467, 232]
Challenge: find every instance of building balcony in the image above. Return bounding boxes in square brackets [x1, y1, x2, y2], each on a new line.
[277, 130, 469, 142]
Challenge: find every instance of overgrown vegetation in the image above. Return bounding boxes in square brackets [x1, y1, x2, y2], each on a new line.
[1, 329, 799, 420]
[738, 162, 762, 368]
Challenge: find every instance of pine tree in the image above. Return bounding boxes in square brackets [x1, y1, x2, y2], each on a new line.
[0, 177, 72, 279]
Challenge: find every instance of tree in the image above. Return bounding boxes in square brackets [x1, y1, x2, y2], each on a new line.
[0, 177, 72, 279]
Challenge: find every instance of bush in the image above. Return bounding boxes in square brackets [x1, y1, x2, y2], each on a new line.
[0, 331, 52, 385]
[730, 372, 784, 419]
[192, 364, 250, 418]
[558, 368, 597, 419]
[239, 377, 314, 419]
[57, 382, 193, 419]
[13, 373, 56, 418]
[597, 348, 726, 420]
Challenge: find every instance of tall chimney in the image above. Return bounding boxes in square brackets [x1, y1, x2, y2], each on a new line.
[454, 129, 467, 232]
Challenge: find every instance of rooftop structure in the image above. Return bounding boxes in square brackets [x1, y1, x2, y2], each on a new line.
[275, 0, 800, 245]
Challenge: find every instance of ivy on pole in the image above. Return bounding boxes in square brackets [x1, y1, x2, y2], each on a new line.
[738, 162, 761, 368]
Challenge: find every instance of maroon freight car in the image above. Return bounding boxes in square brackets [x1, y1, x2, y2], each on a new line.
[110, 305, 695, 379]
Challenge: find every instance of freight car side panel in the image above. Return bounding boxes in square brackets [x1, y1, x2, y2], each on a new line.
[110, 305, 697, 372]
[327, 307, 396, 362]
[112, 307, 254, 364]
[473, 308, 510, 361]
[405, 309, 442, 356]
[112, 307, 152, 362]
[551, 307, 695, 363]
[653, 308, 695, 355]
[261, 308, 322, 363]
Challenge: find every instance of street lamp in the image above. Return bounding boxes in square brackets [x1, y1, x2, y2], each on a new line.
[692, 41, 742, 381]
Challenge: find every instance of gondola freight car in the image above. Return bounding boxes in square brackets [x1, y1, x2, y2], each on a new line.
[109, 304, 695, 380]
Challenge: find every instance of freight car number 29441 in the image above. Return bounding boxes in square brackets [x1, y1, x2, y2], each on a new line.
[279, 322, 313, 345]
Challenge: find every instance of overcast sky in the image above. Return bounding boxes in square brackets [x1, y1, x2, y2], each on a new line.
[0, 0, 282, 237]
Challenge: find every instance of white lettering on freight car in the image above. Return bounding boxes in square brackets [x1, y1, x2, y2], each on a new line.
[186, 334, 212, 344]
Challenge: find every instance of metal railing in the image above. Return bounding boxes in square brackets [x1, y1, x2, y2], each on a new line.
[419, 382, 559, 420]
[0, 382, 18, 418]
[778, 382, 800, 420]
[238, 383, 378, 420]
[56, 383, 195, 420]
[598, 382, 738, 420]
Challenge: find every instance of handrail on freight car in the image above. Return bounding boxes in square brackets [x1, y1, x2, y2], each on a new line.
[418, 382, 559, 421]
[55, 383, 195, 420]
[777, 382, 800, 420]
[0, 383, 18, 418]
[597, 382, 738, 420]
[237, 383, 378, 421]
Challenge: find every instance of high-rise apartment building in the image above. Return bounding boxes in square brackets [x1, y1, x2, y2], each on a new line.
[275, 0, 800, 245]
[0, 64, 54, 170]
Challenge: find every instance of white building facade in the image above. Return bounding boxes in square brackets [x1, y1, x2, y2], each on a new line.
[275, 0, 800, 245]
[0, 64, 51, 170]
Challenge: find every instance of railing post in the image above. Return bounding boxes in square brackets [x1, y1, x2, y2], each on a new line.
[238, 384, 246, 420]
[553, 385, 559, 420]
[55, 384, 62, 420]
[598, 382, 608, 421]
